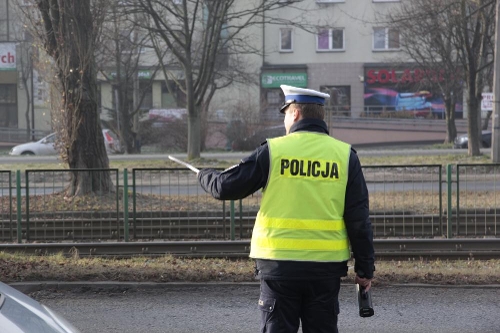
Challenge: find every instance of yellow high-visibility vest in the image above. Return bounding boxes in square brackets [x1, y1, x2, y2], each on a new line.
[250, 131, 351, 262]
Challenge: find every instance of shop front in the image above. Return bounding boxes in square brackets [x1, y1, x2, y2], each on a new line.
[260, 67, 307, 122]
[0, 42, 17, 128]
[363, 64, 463, 119]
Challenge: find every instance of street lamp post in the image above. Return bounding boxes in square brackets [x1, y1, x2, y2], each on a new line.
[492, 0, 500, 162]
[30, 48, 35, 141]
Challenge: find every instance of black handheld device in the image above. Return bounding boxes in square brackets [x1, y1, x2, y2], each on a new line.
[356, 284, 374, 318]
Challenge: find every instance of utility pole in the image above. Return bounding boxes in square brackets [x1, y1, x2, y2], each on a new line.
[30, 50, 35, 141]
[492, 0, 500, 162]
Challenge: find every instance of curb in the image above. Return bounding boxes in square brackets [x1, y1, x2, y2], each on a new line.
[8, 281, 500, 294]
[8, 281, 261, 294]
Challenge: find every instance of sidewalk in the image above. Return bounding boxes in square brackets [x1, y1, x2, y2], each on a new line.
[0, 142, 15, 150]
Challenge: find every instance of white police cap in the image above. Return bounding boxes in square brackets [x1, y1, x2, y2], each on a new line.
[279, 85, 330, 113]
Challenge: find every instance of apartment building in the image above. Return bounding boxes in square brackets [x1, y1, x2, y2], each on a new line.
[0, 0, 24, 131]
[137, 0, 438, 125]
[2, 0, 454, 138]
[0, 0, 52, 137]
[259, 0, 460, 122]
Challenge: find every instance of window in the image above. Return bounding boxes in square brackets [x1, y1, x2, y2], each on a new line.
[34, 70, 48, 106]
[320, 86, 351, 116]
[19, 0, 35, 5]
[0, 0, 7, 41]
[216, 45, 230, 68]
[316, 0, 345, 3]
[317, 28, 344, 51]
[0, 84, 18, 128]
[161, 81, 186, 108]
[280, 29, 293, 52]
[373, 27, 400, 50]
[262, 89, 284, 121]
[138, 81, 153, 110]
[267, 90, 281, 105]
[172, 0, 182, 4]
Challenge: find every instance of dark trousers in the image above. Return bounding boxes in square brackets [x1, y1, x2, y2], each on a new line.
[258, 278, 341, 333]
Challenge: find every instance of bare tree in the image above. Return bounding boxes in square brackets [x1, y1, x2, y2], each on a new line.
[384, 0, 495, 155]
[15, 36, 35, 141]
[129, 0, 302, 159]
[22, 0, 114, 196]
[451, 0, 495, 156]
[386, 0, 464, 144]
[97, 1, 158, 154]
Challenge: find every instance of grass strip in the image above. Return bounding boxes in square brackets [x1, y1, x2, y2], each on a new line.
[1, 252, 499, 286]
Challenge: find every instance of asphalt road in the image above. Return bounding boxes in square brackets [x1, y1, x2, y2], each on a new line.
[30, 283, 500, 333]
[0, 147, 489, 165]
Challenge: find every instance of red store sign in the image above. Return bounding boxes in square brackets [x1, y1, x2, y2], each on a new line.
[366, 68, 457, 85]
[0, 43, 16, 70]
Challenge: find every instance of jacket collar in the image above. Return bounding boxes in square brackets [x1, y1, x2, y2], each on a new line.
[289, 118, 329, 135]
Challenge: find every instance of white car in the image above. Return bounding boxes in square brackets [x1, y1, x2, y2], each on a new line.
[9, 129, 122, 156]
[0, 281, 81, 332]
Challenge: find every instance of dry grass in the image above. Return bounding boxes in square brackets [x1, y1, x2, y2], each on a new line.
[1, 153, 499, 285]
[1, 252, 499, 285]
[0, 152, 493, 172]
[2, 189, 497, 215]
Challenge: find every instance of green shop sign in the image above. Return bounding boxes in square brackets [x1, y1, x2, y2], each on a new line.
[107, 70, 152, 80]
[261, 73, 307, 88]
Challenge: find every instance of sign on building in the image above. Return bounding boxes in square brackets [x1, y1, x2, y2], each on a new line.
[0, 43, 16, 71]
[481, 92, 493, 111]
[261, 73, 307, 88]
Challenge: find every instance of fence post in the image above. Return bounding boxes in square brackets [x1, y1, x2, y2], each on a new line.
[230, 200, 235, 240]
[446, 164, 453, 239]
[123, 169, 129, 242]
[239, 199, 243, 239]
[24, 170, 29, 241]
[132, 169, 137, 239]
[438, 165, 443, 236]
[16, 170, 22, 243]
[8, 171, 12, 242]
[456, 165, 460, 237]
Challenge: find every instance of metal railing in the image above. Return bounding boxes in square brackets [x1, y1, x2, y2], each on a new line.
[0, 164, 499, 243]
[0, 127, 49, 143]
[131, 168, 227, 240]
[363, 165, 443, 238]
[455, 164, 500, 237]
[0, 171, 13, 241]
[24, 169, 120, 242]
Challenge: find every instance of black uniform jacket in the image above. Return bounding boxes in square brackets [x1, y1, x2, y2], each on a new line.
[198, 118, 375, 280]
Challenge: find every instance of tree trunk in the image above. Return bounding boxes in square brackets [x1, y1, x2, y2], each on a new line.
[467, 91, 482, 156]
[23, 77, 31, 142]
[444, 94, 457, 143]
[482, 111, 492, 130]
[185, 63, 201, 159]
[65, 66, 113, 197]
[36, 1, 113, 197]
[187, 111, 201, 159]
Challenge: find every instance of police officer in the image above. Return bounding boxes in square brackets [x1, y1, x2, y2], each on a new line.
[198, 85, 375, 333]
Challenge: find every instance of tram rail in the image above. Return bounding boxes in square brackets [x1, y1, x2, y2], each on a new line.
[1, 214, 497, 241]
[1, 239, 499, 260]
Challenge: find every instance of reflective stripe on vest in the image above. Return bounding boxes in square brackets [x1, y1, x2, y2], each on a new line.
[250, 132, 351, 262]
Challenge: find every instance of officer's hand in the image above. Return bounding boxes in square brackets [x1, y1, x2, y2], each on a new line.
[355, 275, 372, 291]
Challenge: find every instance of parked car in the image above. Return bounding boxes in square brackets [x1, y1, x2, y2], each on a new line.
[9, 129, 122, 156]
[453, 130, 492, 149]
[231, 125, 285, 151]
[0, 281, 81, 332]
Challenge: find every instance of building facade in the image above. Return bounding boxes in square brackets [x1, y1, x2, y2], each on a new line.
[260, 0, 462, 122]
[2, 0, 462, 142]
[0, 0, 52, 139]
